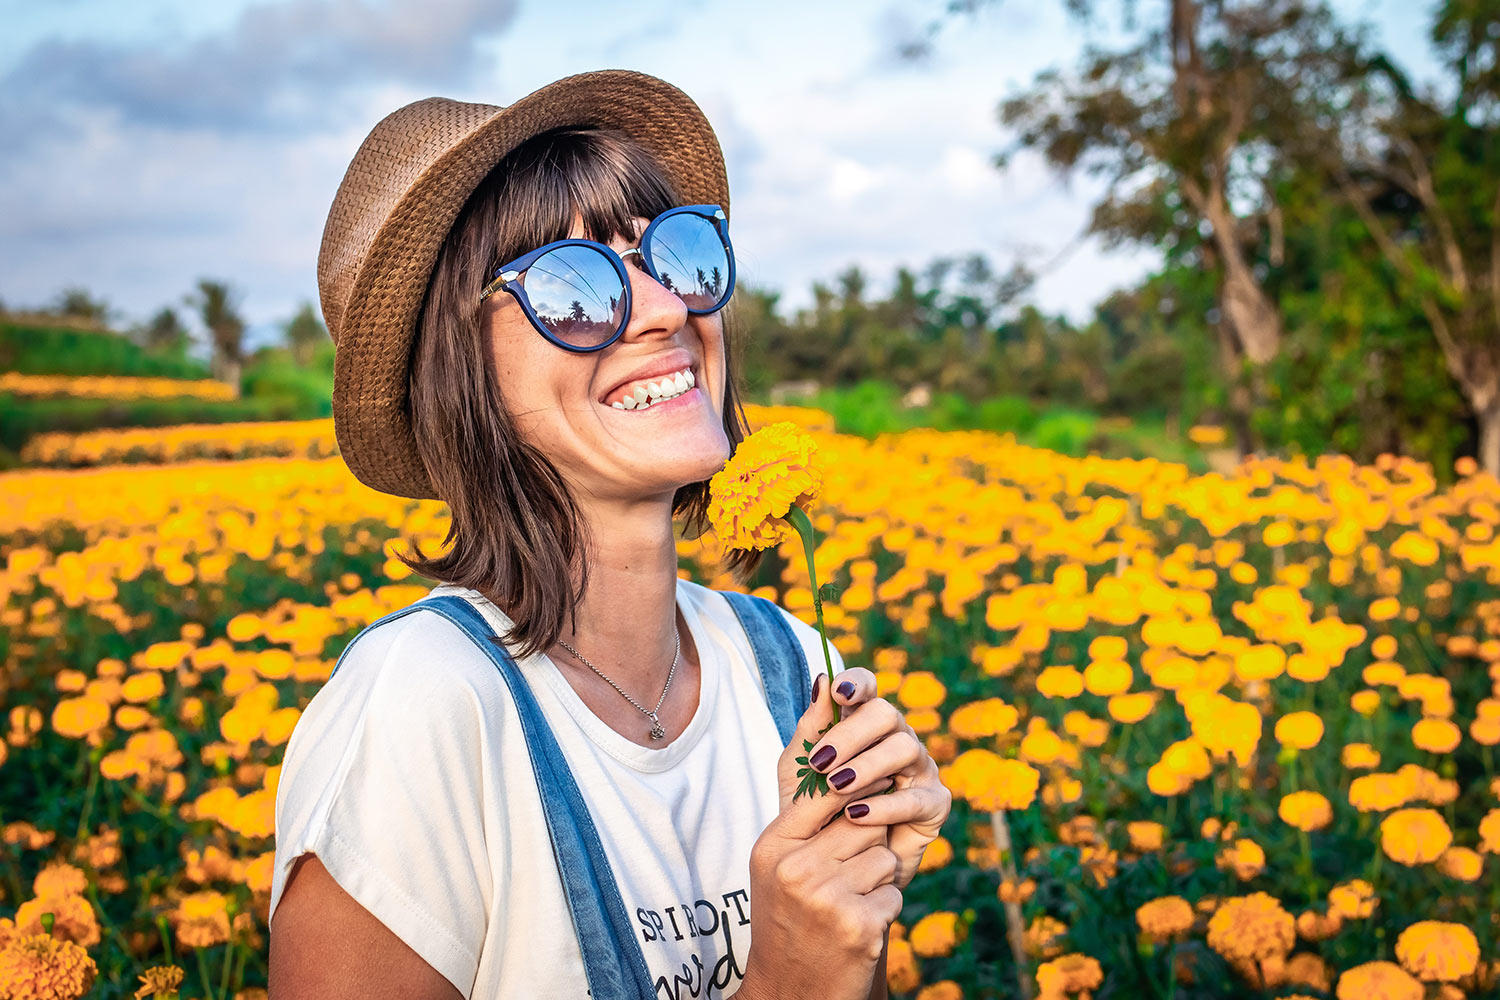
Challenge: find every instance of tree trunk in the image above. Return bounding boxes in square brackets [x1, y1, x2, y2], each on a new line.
[1479, 400, 1500, 479]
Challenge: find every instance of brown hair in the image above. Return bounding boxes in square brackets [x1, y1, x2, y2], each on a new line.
[394, 124, 762, 658]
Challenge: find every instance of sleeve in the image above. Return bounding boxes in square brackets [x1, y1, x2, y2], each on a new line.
[270, 610, 493, 999]
[774, 605, 848, 699]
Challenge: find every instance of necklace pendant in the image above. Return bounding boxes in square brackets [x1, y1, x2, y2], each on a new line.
[648, 715, 666, 740]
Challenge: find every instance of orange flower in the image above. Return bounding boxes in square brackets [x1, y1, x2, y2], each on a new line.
[706, 422, 821, 551]
[1136, 896, 1194, 943]
[0, 930, 98, 1000]
[1394, 921, 1479, 982]
[1335, 961, 1423, 1000]
[1379, 809, 1452, 866]
[1206, 893, 1295, 963]
[1278, 791, 1334, 832]
[1274, 711, 1324, 750]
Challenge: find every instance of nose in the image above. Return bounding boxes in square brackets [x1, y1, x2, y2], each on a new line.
[617, 248, 689, 343]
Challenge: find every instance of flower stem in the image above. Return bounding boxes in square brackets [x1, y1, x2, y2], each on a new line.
[785, 504, 840, 724]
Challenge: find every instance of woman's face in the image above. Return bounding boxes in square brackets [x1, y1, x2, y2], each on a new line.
[484, 212, 732, 505]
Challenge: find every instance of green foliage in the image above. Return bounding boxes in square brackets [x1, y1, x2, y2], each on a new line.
[0, 322, 208, 379]
[240, 346, 334, 417]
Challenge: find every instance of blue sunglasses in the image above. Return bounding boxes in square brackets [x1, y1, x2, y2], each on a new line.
[478, 203, 736, 353]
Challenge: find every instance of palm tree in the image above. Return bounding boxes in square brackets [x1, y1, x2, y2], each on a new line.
[190, 279, 246, 396]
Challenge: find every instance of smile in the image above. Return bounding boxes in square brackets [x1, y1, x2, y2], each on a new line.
[606, 367, 697, 410]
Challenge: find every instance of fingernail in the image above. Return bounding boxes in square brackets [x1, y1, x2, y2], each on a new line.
[847, 803, 870, 819]
[836, 681, 855, 699]
[810, 745, 837, 771]
[831, 767, 856, 790]
[812, 674, 822, 700]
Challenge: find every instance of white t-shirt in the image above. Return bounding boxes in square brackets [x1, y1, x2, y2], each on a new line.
[270, 576, 843, 999]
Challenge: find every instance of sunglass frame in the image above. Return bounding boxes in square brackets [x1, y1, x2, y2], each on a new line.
[478, 203, 735, 354]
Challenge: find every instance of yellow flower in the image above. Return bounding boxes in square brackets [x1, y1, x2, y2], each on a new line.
[1278, 791, 1333, 831]
[1394, 921, 1479, 982]
[1216, 838, 1266, 880]
[1126, 821, 1165, 852]
[897, 671, 946, 710]
[948, 699, 1019, 740]
[1342, 742, 1381, 769]
[917, 837, 954, 873]
[1296, 908, 1344, 941]
[1107, 692, 1154, 724]
[1206, 893, 1294, 963]
[1351, 690, 1382, 716]
[1410, 718, 1461, 754]
[1478, 808, 1500, 853]
[706, 422, 821, 550]
[135, 964, 185, 999]
[1379, 808, 1452, 866]
[1035, 953, 1102, 997]
[1328, 879, 1377, 919]
[1434, 846, 1482, 881]
[1274, 711, 1324, 750]
[909, 911, 962, 958]
[1335, 960, 1423, 1000]
[1024, 915, 1068, 959]
[32, 864, 86, 900]
[1136, 896, 1194, 943]
[915, 982, 962, 1000]
[0, 930, 98, 1000]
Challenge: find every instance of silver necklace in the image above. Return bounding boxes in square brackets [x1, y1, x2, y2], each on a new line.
[556, 624, 680, 740]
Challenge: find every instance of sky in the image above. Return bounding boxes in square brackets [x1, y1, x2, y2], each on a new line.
[0, 0, 1441, 354]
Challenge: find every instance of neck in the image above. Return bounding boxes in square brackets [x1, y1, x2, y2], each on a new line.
[553, 492, 685, 690]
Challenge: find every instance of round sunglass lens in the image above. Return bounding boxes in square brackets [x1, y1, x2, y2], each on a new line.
[521, 244, 627, 348]
[647, 213, 731, 312]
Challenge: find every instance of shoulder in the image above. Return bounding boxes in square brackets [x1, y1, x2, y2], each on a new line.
[678, 578, 844, 674]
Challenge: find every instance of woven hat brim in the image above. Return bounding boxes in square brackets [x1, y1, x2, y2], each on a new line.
[327, 70, 730, 500]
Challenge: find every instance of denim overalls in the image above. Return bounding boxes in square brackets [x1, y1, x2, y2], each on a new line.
[325, 590, 812, 999]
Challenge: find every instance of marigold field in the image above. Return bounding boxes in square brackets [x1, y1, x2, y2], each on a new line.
[2, 405, 1499, 999]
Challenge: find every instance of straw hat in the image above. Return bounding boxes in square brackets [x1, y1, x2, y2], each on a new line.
[317, 69, 731, 500]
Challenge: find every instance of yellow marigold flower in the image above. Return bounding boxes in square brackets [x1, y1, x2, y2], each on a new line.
[897, 671, 946, 710]
[1107, 692, 1154, 724]
[0, 930, 98, 1000]
[1285, 952, 1332, 992]
[1342, 742, 1381, 769]
[918, 837, 954, 873]
[949, 699, 1019, 740]
[1434, 846, 1482, 881]
[1216, 838, 1266, 881]
[135, 964, 185, 999]
[1395, 921, 1479, 982]
[998, 878, 1036, 904]
[1274, 711, 1324, 750]
[1024, 914, 1068, 958]
[50, 696, 111, 740]
[120, 672, 165, 704]
[1206, 893, 1295, 963]
[969, 756, 1041, 812]
[1036, 665, 1084, 699]
[1335, 960, 1423, 1000]
[1380, 808, 1452, 866]
[15, 893, 100, 948]
[1328, 879, 1377, 919]
[1296, 908, 1344, 941]
[909, 911, 962, 958]
[1278, 791, 1334, 832]
[32, 864, 86, 899]
[915, 982, 962, 1000]
[1082, 659, 1132, 697]
[1350, 689, 1382, 716]
[1162, 739, 1211, 779]
[1478, 808, 1500, 853]
[1127, 821, 1165, 852]
[1235, 644, 1286, 682]
[1349, 773, 1412, 812]
[1136, 896, 1194, 943]
[1411, 718, 1461, 754]
[1062, 711, 1109, 748]
[885, 937, 919, 994]
[1035, 953, 1102, 997]
[1019, 724, 1067, 766]
[170, 890, 231, 949]
[706, 422, 821, 550]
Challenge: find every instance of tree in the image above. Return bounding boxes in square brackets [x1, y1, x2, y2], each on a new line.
[282, 301, 327, 367]
[993, 0, 1361, 452]
[1294, 0, 1500, 474]
[191, 279, 246, 394]
[51, 286, 112, 328]
[138, 306, 191, 357]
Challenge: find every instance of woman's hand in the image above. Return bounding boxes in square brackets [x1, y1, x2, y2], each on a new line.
[802, 668, 952, 891]
[741, 674, 905, 1000]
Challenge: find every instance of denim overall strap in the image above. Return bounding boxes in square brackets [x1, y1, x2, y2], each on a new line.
[721, 591, 812, 748]
[349, 594, 655, 1000]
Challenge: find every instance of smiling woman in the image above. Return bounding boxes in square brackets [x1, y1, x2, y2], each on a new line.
[267, 68, 946, 1000]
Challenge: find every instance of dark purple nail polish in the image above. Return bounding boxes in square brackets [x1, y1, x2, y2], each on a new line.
[831, 767, 856, 790]
[810, 744, 836, 771]
[837, 680, 855, 699]
[847, 803, 870, 819]
[812, 674, 822, 700]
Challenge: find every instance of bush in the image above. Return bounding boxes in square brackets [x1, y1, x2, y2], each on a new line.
[0, 394, 322, 457]
[0, 322, 208, 379]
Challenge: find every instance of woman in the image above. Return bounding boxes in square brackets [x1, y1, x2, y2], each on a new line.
[268, 69, 951, 1000]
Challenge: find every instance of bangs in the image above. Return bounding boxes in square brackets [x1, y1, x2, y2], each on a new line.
[489, 126, 681, 267]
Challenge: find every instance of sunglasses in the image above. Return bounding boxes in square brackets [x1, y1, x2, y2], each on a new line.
[478, 203, 736, 353]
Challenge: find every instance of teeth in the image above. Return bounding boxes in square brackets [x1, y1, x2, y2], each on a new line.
[608, 367, 696, 409]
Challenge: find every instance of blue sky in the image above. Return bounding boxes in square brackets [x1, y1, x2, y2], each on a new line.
[0, 0, 1441, 353]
